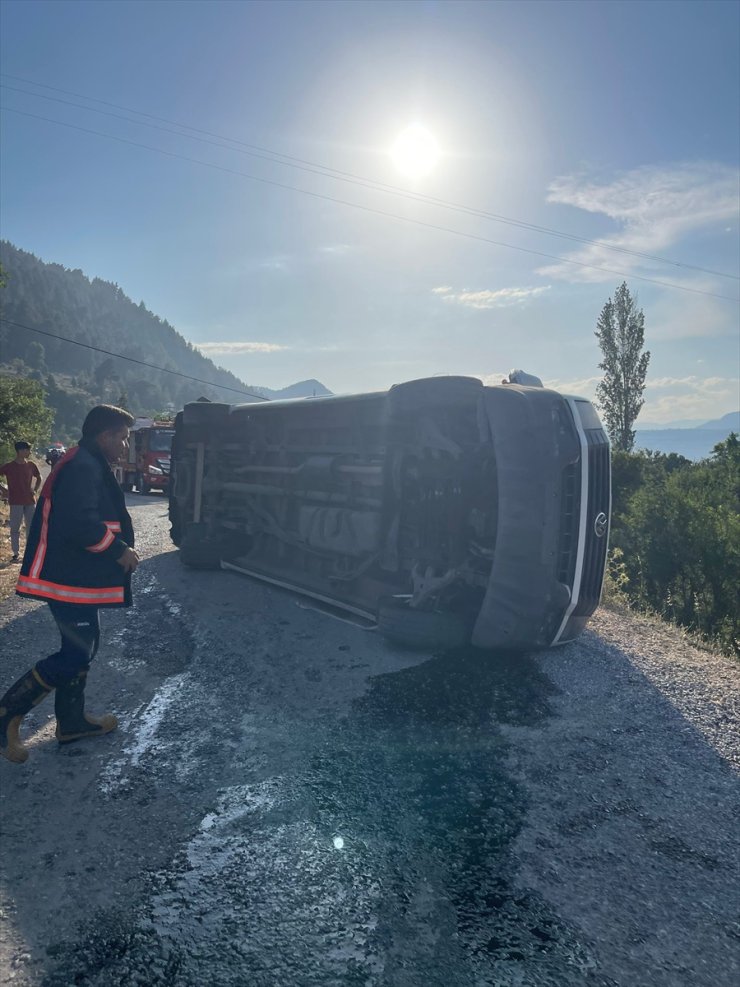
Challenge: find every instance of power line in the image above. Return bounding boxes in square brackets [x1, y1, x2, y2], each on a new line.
[0, 319, 269, 401]
[2, 73, 738, 283]
[3, 105, 739, 305]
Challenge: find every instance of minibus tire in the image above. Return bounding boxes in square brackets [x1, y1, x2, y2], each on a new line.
[377, 598, 470, 650]
[179, 524, 222, 569]
[388, 376, 482, 412]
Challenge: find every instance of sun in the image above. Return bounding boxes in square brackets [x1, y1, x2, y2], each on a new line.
[390, 124, 441, 180]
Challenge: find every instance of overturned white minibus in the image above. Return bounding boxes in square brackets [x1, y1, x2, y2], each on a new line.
[169, 376, 610, 651]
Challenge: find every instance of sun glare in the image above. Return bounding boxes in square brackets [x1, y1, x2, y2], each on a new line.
[390, 124, 441, 180]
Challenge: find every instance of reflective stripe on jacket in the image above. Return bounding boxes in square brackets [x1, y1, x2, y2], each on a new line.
[17, 439, 135, 609]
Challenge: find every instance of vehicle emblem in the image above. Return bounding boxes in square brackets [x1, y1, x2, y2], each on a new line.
[593, 512, 608, 538]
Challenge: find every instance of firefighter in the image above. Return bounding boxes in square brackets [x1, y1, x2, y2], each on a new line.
[0, 405, 140, 764]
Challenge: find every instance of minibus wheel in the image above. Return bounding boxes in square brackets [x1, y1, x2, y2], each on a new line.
[178, 523, 222, 569]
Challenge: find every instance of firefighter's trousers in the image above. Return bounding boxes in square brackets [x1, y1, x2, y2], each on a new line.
[35, 603, 101, 687]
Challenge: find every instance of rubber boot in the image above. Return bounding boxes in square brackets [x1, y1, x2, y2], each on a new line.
[54, 670, 118, 744]
[0, 668, 53, 764]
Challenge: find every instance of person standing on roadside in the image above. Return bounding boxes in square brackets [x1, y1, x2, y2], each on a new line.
[0, 405, 140, 764]
[0, 441, 42, 562]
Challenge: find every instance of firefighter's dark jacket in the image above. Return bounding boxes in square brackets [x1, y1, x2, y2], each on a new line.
[17, 438, 134, 608]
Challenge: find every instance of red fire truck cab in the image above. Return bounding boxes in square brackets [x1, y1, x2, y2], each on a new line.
[119, 418, 175, 494]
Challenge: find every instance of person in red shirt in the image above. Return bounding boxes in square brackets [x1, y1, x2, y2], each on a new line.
[0, 441, 42, 562]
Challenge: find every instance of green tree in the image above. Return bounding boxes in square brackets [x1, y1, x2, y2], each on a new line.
[595, 282, 650, 452]
[94, 357, 119, 392]
[0, 375, 53, 463]
[27, 340, 46, 371]
[609, 438, 740, 655]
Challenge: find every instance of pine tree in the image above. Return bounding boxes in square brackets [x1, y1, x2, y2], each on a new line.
[595, 282, 650, 452]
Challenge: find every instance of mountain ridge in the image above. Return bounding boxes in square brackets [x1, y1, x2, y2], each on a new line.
[637, 411, 739, 431]
[634, 410, 738, 457]
[697, 411, 740, 431]
[0, 241, 331, 439]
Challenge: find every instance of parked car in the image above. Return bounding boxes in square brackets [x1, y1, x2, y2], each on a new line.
[45, 444, 66, 466]
[168, 376, 610, 652]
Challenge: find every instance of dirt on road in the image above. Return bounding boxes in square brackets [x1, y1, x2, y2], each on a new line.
[1, 498, 738, 987]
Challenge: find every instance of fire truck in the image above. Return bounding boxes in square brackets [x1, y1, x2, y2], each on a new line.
[118, 418, 175, 494]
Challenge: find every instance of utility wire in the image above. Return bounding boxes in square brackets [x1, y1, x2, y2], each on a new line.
[2, 73, 737, 283]
[0, 319, 269, 401]
[3, 105, 738, 305]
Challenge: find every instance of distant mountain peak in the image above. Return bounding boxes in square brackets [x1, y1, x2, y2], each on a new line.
[638, 411, 740, 432]
[698, 411, 740, 431]
[253, 379, 333, 400]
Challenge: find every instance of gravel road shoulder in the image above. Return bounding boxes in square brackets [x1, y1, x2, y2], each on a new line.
[504, 607, 740, 987]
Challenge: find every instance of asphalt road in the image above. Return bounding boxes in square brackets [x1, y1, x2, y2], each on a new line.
[0, 498, 738, 987]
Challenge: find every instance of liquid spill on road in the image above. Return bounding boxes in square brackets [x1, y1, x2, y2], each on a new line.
[99, 672, 191, 794]
[98, 564, 197, 795]
[42, 647, 613, 987]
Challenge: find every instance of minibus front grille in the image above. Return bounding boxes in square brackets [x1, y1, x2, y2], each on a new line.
[573, 431, 610, 615]
[557, 462, 579, 586]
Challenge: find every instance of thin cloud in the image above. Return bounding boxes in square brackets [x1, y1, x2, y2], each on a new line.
[647, 375, 714, 390]
[194, 341, 289, 355]
[258, 255, 290, 272]
[432, 285, 551, 309]
[542, 375, 602, 399]
[539, 162, 740, 283]
[642, 376, 739, 423]
[548, 373, 738, 423]
[645, 375, 738, 393]
[318, 244, 353, 255]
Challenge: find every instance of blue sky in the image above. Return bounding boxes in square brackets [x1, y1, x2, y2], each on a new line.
[1, 0, 738, 422]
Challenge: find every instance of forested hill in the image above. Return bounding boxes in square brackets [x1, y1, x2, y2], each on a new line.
[0, 241, 262, 441]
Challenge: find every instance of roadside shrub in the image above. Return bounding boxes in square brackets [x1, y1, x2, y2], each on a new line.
[601, 547, 630, 607]
[608, 436, 739, 656]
